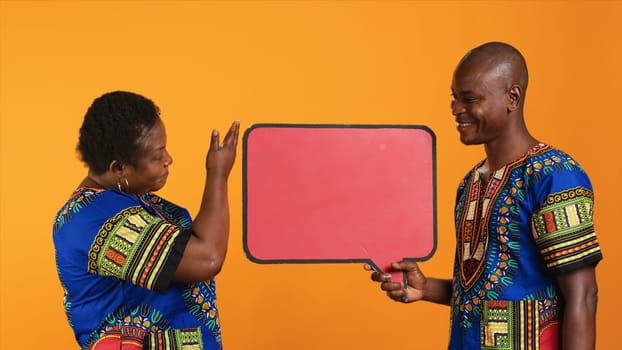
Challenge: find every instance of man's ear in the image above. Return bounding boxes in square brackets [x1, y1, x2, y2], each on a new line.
[507, 84, 522, 112]
[109, 160, 124, 176]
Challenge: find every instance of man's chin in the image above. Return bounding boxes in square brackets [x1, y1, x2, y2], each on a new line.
[460, 138, 477, 146]
[459, 135, 483, 146]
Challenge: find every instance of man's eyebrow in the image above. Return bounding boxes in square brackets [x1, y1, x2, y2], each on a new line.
[146, 145, 166, 153]
[453, 90, 475, 95]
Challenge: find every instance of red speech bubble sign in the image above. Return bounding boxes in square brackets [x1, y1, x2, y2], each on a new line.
[243, 124, 436, 282]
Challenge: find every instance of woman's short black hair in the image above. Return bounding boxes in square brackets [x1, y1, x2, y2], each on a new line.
[77, 91, 161, 175]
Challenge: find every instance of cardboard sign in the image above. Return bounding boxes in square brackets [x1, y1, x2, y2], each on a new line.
[243, 124, 436, 282]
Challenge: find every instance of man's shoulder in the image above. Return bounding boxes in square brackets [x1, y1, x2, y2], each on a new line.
[521, 144, 593, 193]
[525, 144, 584, 170]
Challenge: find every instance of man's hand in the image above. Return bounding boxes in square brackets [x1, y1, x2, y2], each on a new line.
[365, 261, 427, 303]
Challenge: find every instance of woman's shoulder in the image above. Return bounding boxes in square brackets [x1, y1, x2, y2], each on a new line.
[53, 187, 140, 233]
[54, 187, 99, 233]
[142, 192, 182, 209]
[54, 186, 105, 217]
[141, 193, 192, 228]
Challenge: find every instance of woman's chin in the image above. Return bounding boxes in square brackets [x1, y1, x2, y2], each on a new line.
[154, 179, 168, 192]
[151, 184, 166, 193]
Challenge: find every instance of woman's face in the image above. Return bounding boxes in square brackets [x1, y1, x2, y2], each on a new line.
[123, 119, 173, 195]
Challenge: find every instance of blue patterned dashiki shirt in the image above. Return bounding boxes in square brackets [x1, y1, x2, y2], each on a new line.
[53, 188, 222, 349]
[449, 144, 602, 349]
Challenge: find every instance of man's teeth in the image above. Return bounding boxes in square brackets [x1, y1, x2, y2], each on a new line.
[457, 122, 472, 127]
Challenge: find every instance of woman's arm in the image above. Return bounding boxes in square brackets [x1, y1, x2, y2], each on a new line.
[173, 121, 240, 283]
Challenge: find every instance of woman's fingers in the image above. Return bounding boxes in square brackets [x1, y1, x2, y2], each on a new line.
[209, 129, 220, 151]
[223, 120, 240, 148]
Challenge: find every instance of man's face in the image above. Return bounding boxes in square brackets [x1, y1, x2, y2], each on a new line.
[450, 63, 511, 146]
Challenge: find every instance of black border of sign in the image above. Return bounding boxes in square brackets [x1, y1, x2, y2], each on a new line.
[242, 123, 437, 273]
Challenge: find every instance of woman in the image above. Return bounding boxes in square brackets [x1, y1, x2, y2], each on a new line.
[53, 91, 240, 349]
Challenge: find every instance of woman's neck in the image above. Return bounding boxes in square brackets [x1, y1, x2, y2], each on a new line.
[80, 172, 116, 190]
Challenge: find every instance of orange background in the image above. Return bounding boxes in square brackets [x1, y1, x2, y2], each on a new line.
[1, 1, 620, 349]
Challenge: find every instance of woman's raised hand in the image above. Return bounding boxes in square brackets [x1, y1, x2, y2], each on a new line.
[206, 120, 241, 177]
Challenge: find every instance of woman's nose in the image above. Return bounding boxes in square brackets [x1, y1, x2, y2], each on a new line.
[164, 151, 173, 167]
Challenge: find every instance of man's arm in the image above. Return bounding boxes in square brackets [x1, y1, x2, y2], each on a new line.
[556, 266, 599, 350]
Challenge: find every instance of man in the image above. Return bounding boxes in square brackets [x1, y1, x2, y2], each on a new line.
[367, 42, 602, 349]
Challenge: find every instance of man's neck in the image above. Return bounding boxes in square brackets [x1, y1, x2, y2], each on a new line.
[483, 128, 539, 172]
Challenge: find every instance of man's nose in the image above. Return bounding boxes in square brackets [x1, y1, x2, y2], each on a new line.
[451, 99, 465, 116]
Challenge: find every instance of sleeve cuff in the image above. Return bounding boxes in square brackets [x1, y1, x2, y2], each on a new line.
[152, 228, 192, 294]
[550, 252, 603, 276]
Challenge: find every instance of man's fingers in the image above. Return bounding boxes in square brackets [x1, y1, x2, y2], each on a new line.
[370, 272, 393, 283]
[393, 261, 417, 271]
[370, 272, 383, 282]
[380, 281, 403, 291]
[387, 290, 409, 303]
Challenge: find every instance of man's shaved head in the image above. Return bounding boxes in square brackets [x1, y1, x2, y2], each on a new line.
[457, 42, 529, 94]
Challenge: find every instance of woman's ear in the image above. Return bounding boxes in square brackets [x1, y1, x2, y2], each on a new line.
[507, 84, 522, 112]
[109, 160, 124, 176]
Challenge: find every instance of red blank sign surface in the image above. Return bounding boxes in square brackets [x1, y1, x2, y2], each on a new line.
[243, 124, 436, 280]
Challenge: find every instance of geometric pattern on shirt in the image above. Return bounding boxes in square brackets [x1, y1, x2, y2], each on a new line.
[454, 162, 522, 330]
[459, 166, 508, 291]
[53, 187, 104, 234]
[480, 300, 531, 349]
[87, 206, 182, 291]
[449, 144, 599, 348]
[83, 304, 203, 350]
[531, 186, 601, 273]
[141, 193, 192, 229]
[452, 144, 564, 330]
[54, 187, 106, 329]
[480, 297, 558, 350]
[86, 325, 146, 349]
[183, 280, 222, 347]
[146, 327, 203, 350]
